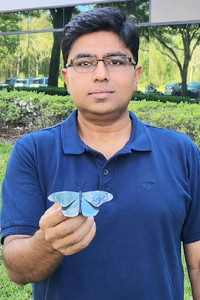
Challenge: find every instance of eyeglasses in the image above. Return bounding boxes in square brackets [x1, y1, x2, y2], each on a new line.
[66, 56, 137, 73]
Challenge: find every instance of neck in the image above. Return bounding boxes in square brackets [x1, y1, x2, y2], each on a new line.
[77, 111, 133, 159]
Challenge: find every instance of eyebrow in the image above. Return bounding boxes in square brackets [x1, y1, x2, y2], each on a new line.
[73, 51, 130, 59]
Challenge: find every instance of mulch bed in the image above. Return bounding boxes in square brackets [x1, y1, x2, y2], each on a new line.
[0, 126, 31, 145]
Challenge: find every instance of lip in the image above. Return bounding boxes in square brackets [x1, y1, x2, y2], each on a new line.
[89, 89, 114, 99]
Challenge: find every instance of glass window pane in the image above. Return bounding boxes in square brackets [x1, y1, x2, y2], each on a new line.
[138, 27, 149, 94]
[149, 24, 200, 98]
[0, 10, 54, 33]
[27, 10, 53, 31]
[0, 32, 53, 83]
[90, 0, 149, 23]
[0, 12, 23, 32]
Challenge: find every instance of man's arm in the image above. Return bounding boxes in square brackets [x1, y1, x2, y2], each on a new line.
[184, 240, 200, 300]
[2, 203, 96, 286]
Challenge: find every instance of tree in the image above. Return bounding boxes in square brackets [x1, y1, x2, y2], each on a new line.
[48, 7, 76, 86]
[0, 11, 42, 80]
[149, 24, 200, 96]
[95, 0, 149, 23]
[188, 45, 200, 82]
[0, 13, 21, 79]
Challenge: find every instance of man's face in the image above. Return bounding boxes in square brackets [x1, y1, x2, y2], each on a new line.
[63, 31, 142, 120]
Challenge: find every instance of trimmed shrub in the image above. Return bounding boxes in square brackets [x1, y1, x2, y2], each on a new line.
[132, 92, 200, 104]
[0, 86, 69, 96]
[0, 91, 199, 148]
[129, 100, 200, 148]
[0, 90, 76, 130]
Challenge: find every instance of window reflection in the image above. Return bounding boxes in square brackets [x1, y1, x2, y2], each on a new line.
[4, 1, 200, 96]
[149, 24, 200, 97]
[0, 10, 53, 33]
[0, 32, 53, 82]
[93, 0, 149, 23]
[0, 12, 22, 32]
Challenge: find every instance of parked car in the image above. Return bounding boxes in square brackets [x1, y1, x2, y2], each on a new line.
[187, 81, 200, 98]
[29, 77, 48, 87]
[14, 78, 33, 87]
[145, 85, 164, 95]
[164, 82, 182, 96]
[2, 77, 17, 87]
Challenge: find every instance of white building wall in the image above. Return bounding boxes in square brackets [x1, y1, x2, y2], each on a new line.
[151, 0, 200, 23]
[0, 0, 119, 13]
[1, 0, 200, 23]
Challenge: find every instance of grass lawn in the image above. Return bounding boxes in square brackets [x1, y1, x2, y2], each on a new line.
[0, 142, 193, 299]
[0, 143, 33, 299]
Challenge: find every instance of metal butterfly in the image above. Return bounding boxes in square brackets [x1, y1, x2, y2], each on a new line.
[48, 190, 113, 217]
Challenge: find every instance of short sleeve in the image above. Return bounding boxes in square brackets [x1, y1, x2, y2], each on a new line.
[1, 139, 45, 243]
[181, 141, 200, 244]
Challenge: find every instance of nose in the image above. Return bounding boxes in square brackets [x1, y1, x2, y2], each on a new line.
[92, 60, 109, 82]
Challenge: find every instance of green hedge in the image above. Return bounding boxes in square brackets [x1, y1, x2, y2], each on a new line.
[132, 92, 200, 104]
[1, 87, 199, 104]
[0, 90, 76, 129]
[0, 86, 69, 96]
[0, 90, 199, 148]
[129, 100, 200, 148]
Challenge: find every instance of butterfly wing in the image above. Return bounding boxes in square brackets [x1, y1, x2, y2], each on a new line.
[81, 197, 99, 217]
[48, 191, 80, 217]
[83, 191, 113, 207]
[62, 198, 80, 217]
[81, 191, 113, 216]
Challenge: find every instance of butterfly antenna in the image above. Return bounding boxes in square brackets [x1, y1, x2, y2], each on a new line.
[76, 181, 86, 191]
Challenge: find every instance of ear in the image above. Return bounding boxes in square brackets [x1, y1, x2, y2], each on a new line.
[134, 65, 143, 92]
[62, 68, 71, 94]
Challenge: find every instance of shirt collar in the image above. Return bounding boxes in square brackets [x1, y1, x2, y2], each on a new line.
[61, 110, 152, 155]
[127, 111, 152, 152]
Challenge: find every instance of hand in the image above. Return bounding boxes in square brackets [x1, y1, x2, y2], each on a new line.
[39, 203, 96, 256]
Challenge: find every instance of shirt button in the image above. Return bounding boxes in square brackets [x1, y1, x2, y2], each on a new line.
[104, 169, 109, 175]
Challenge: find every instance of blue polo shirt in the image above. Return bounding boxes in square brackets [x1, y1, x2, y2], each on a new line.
[1, 110, 200, 300]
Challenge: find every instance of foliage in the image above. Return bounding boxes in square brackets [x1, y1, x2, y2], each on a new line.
[0, 13, 21, 79]
[0, 90, 199, 150]
[0, 90, 76, 130]
[0, 11, 46, 81]
[132, 92, 200, 104]
[0, 86, 69, 96]
[95, 0, 149, 23]
[1, 1, 200, 96]
[148, 24, 200, 96]
[129, 100, 200, 148]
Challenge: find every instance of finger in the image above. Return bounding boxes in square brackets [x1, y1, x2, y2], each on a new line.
[64, 221, 96, 255]
[51, 215, 91, 239]
[44, 215, 89, 243]
[39, 203, 68, 229]
[52, 217, 96, 255]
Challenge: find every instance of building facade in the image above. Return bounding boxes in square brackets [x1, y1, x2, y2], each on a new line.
[0, 0, 200, 94]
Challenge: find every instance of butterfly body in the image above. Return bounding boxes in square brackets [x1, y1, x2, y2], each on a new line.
[48, 190, 113, 217]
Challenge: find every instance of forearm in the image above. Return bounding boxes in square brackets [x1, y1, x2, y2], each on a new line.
[2, 230, 63, 285]
[188, 268, 200, 300]
[2, 205, 96, 286]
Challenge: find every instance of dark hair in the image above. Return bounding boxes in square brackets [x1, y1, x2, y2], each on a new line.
[62, 7, 139, 66]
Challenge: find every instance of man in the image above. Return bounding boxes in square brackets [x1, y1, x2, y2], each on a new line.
[1, 7, 200, 300]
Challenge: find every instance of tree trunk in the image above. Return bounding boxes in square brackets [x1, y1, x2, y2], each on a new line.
[181, 66, 188, 96]
[48, 7, 74, 87]
[48, 31, 63, 86]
